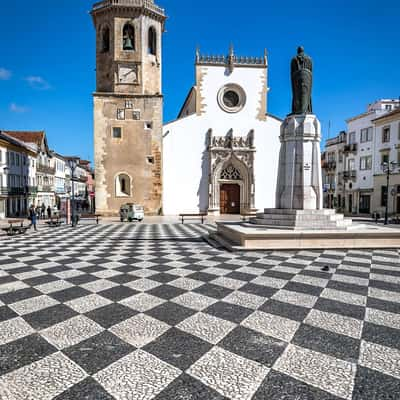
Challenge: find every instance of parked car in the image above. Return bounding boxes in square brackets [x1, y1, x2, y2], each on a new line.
[119, 203, 144, 222]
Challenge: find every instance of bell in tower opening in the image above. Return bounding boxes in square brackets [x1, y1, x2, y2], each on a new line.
[123, 23, 135, 51]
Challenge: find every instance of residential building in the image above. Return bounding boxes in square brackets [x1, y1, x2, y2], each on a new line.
[4, 131, 55, 209]
[322, 99, 400, 216]
[322, 131, 347, 210]
[52, 152, 68, 209]
[0, 131, 38, 218]
[371, 107, 400, 216]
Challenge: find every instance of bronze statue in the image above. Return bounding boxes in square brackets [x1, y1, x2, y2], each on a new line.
[291, 46, 313, 114]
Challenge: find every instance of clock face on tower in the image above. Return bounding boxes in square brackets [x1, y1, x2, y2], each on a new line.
[118, 65, 138, 84]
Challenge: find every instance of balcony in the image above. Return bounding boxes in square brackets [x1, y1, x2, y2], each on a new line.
[344, 144, 358, 153]
[37, 164, 56, 175]
[92, 0, 165, 16]
[0, 186, 37, 196]
[343, 170, 357, 181]
[38, 185, 53, 192]
[322, 161, 337, 170]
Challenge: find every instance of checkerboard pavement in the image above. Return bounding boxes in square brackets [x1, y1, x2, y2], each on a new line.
[0, 223, 400, 399]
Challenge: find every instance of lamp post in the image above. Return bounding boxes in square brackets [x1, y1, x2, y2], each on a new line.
[381, 161, 399, 225]
[67, 158, 79, 227]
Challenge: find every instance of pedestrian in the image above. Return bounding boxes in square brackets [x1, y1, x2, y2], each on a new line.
[28, 205, 37, 231]
[47, 206, 52, 220]
[41, 203, 46, 219]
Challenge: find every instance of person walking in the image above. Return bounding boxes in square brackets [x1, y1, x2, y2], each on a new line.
[41, 203, 46, 219]
[28, 205, 37, 231]
[47, 205, 52, 220]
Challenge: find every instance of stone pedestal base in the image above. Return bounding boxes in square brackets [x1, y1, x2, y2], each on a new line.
[252, 208, 352, 230]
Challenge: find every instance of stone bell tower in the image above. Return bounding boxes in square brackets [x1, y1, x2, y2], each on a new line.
[91, 0, 166, 216]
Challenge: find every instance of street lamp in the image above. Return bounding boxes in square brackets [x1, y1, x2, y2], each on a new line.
[67, 158, 79, 227]
[381, 161, 399, 225]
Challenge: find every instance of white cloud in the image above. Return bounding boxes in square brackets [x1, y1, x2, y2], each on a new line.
[10, 103, 29, 113]
[25, 75, 51, 90]
[0, 68, 11, 80]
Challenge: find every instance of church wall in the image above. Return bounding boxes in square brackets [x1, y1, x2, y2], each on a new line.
[163, 58, 281, 216]
[196, 65, 268, 132]
[163, 115, 210, 215]
[163, 114, 281, 215]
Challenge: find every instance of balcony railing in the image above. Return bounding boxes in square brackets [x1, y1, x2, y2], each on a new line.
[344, 143, 358, 153]
[343, 170, 357, 181]
[92, 0, 165, 15]
[322, 161, 337, 170]
[0, 186, 38, 196]
[38, 185, 53, 192]
[37, 164, 56, 175]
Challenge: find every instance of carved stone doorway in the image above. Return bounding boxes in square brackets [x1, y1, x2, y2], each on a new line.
[220, 184, 240, 214]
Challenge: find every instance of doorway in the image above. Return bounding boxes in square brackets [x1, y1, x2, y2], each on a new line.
[220, 184, 240, 214]
[359, 195, 371, 214]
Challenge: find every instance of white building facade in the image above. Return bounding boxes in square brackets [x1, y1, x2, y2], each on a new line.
[0, 132, 37, 218]
[322, 99, 400, 216]
[371, 108, 400, 216]
[163, 47, 282, 215]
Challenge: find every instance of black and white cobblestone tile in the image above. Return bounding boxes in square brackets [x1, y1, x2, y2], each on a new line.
[0, 223, 399, 399]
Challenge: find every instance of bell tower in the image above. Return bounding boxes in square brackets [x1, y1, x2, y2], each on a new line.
[91, 0, 166, 216]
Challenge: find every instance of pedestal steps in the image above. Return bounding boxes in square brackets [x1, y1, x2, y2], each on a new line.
[251, 209, 352, 231]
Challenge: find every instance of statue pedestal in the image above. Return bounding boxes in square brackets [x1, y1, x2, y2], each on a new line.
[276, 114, 323, 210]
[253, 113, 352, 230]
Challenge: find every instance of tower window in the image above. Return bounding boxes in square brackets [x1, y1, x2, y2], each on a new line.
[117, 109, 125, 120]
[115, 174, 131, 197]
[123, 24, 135, 51]
[101, 26, 110, 53]
[112, 127, 122, 139]
[148, 27, 157, 55]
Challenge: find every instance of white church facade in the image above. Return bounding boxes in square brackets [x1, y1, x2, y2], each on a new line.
[163, 47, 282, 215]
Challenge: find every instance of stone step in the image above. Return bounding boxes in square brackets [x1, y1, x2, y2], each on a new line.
[263, 208, 336, 216]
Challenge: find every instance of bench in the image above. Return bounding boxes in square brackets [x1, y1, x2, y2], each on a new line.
[179, 213, 207, 224]
[45, 217, 64, 227]
[77, 214, 101, 225]
[1, 220, 29, 236]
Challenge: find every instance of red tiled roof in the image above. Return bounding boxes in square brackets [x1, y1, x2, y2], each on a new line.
[3, 131, 45, 146]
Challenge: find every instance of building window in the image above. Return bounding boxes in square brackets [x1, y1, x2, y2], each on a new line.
[117, 109, 125, 120]
[385, 104, 392, 111]
[147, 156, 155, 164]
[112, 127, 122, 139]
[101, 26, 110, 53]
[132, 110, 141, 120]
[348, 132, 356, 144]
[148, 26, 157, 55]
[360, 156, 372, 170]
[339, 151, 343, 163]
[360, 127, 373, 143]
[144, 121, 153, 130]
[348, 159, 355, 171]
[382, 126, 390, 143]
[115, 174, 131, 197]
[382, 153, 389, 165]
[122, 24, 135, 51]
[125, 100, 133, 109]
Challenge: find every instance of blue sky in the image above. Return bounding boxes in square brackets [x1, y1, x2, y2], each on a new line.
[0, 0, 399, 161]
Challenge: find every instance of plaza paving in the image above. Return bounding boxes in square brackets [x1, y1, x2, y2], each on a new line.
[0, 223, 399, 399]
